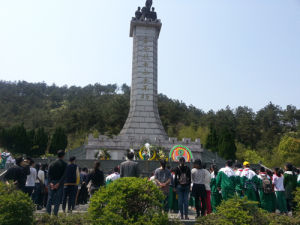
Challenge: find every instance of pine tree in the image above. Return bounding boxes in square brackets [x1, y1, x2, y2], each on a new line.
[218, 128, 237, 160]
[32, 128, 48, 157]
[205, 125, 218, 152]
[49, 127, 68, 155]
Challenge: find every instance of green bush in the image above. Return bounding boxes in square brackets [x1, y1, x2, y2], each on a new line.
[294, 187, 300, 213]
[0, 182, 35, 225]
[267, 214, 300, 225]
[196, 197, 269, 225]
[34, 213, 91, 225]
[88, 177, 170, 225]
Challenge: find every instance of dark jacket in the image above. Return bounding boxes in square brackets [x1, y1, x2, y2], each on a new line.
[120, 160, 139, 178]
[48, 159, 67, 184]
[4, 165, 30, 191]
[64, 163, 79, 185]
[174, 165, 191, 187]
[86, 169, 104, 188]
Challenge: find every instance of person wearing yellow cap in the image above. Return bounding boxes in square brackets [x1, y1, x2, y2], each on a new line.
[240, 161, 259, 202]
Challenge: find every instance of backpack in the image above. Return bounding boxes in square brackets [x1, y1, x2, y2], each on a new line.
[178, 166, 188, 185]
[262, 175, 272, 194]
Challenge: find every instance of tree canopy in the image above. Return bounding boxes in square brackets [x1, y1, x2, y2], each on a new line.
[0, 81, 299, 166]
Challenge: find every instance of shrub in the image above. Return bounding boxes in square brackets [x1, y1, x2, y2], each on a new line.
[196, 197, 269, 225]
[267, 214, 300, 225]
[294, 187, 300, 213]
[88, 177, 170, 225]
[34, 213, 91, 225]
[0, 182, 35, 225]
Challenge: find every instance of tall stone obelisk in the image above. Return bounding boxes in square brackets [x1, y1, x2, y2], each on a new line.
[85, 2, 207, 161]
[119, 9, 168, 141]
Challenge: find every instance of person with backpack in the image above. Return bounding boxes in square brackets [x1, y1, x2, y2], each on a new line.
[216, 160, 236, 200]
[240, 161, 259, 202]
[174, 157, 191, 220]
[273, 168, 287, 214]
[284, 163, 297, 215]
[258, 167, 274, 212]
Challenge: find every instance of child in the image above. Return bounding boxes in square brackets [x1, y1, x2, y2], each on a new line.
[272, 168, 287, 214]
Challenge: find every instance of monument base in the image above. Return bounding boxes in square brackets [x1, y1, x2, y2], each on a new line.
[85, 134, 203, 161]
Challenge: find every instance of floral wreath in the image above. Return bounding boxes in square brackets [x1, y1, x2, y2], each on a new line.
[139, 144, 156, 161]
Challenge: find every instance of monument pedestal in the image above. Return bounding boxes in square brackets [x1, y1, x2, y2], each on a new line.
[85, 134, 204, 160]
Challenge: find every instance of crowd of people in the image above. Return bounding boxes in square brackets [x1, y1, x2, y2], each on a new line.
[157, 159, 300, 220]
[2, 150, 137, 215]
[2, 150, 300, 220]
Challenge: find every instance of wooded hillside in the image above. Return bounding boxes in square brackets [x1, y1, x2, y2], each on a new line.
[0, 81, 299, 166]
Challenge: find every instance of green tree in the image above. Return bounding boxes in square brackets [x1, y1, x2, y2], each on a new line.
[235, 106, 258, 149]
[277, 132, 300, 165]
[32, 128, 48, 157]
[49, 127, 68, 154]
[218, 128, 237, 160]
[205, 125, 219, 152]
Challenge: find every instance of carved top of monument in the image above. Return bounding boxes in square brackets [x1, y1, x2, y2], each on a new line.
[133, 0, 159, 23]
[130, 0, 161, 37]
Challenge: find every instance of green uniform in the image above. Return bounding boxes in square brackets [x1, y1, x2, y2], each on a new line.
[258, 173, 274, 212]
[284, 171, 297, 211]
[216, 166, 236, 201]
[168, 186, 178, 212]
[240, 168, 259, 202]
[210, 172, 222, 212]
[275, 191, 288, 213]
[284, 172, 297, 199]
[0, 154, 8, 169]
[273, 174, 287, 213]
[235, 169, 244, 198]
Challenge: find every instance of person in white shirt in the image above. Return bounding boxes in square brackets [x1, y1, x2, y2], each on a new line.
[35, 163, 46, 210]
[191, 159, 206, 218]
[106, 166, 121, 185]
[25, 159, 37, 198]
[272, 168, 287, 213]
[203, 164, 212, 214]
[5, 152, 15, 169]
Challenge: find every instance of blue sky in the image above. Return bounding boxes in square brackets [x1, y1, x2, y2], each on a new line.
[0, 0, 299, 112]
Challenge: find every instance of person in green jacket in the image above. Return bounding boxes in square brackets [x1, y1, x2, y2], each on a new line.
[216, 160, 236, 201]
[234, 163, 244, 198]
[284, 163, 297, 215]
[240, 161, 260, 202]
[210, 164, 222, 213]
[257, 167, 274, 212]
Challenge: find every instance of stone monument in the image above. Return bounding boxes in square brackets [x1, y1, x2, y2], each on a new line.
[119, 9, 167, 140]
[85, 1, 207, 161]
